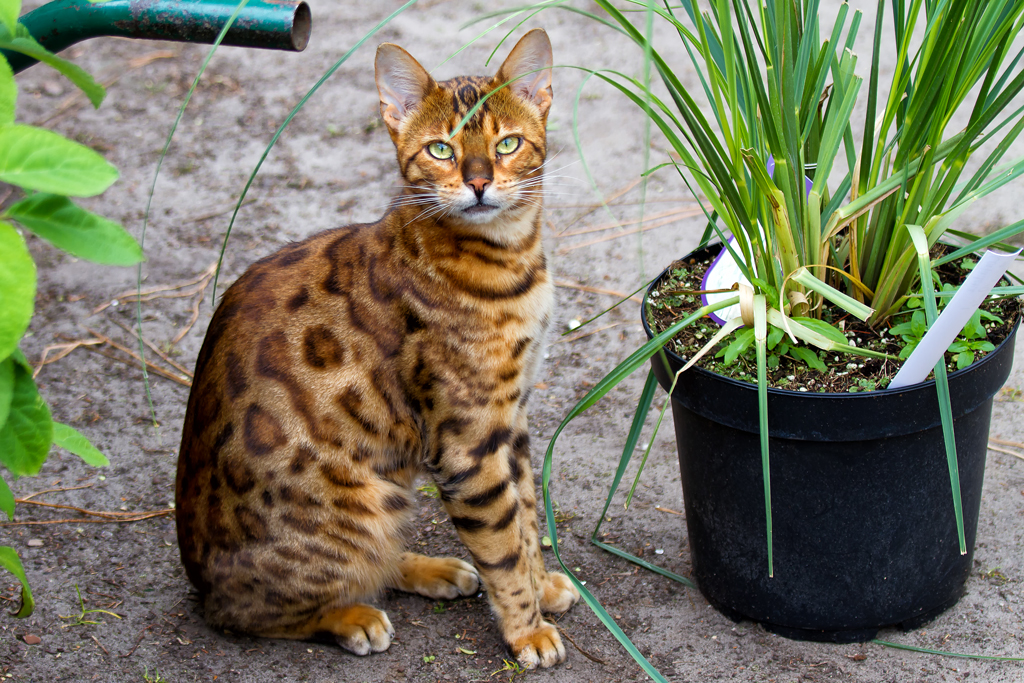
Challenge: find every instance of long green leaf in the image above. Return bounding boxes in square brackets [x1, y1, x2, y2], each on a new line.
[0, 221, 34, 362]
[0, 124, 117, 196]
[8, 193, 143, 265]
[0, 546, 33, 617]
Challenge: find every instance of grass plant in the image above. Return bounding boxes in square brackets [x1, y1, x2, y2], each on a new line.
[516, 1, 1024, 678]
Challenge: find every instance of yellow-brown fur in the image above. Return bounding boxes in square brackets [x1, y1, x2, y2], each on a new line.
[175, 29, 578, 669]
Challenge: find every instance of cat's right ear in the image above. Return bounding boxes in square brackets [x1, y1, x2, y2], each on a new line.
[375, 44, 435, 137]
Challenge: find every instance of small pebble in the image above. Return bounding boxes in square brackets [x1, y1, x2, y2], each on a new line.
[23, 635, 41, 645]
[654, 548, 664, 555]
[567, 319, 581, 331]
[26, 539, 43, 547]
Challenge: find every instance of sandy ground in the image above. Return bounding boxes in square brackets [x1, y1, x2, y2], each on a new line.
[2, 1, 1024, 681]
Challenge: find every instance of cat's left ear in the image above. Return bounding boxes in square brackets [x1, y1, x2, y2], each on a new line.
[496, 28, 553, 119]
[376, 43, 436, 137]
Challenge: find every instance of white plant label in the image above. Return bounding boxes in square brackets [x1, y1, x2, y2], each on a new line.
[889, 248, 1020, 389]
[701, 237, 748, 325]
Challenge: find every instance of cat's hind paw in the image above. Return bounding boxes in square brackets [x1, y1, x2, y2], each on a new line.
[325, 604, 394, 656]
[539, 571, 581, 614]
[509, 622, 566, 669]
[394, 553, 480, 600]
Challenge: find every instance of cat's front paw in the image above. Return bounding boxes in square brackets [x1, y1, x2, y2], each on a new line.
[509, 622, 566, 669]
[394, 553, 480, 599]
[539, 572, 581, 614]
[330, 604, 394, 656]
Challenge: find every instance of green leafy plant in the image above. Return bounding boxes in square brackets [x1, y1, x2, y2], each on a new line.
[0, 0, 143, 617]
[539, 0, 1024, 560]
[59, 584, 122, 628]
[472, 2, 1024, 680]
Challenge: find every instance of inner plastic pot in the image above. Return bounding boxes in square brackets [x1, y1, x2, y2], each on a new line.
[643, 243, 1019, 643]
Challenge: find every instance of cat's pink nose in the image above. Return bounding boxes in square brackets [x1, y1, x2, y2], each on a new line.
[466, 177, 490, 196]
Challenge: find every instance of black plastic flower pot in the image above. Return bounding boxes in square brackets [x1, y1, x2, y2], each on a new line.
[642, 244, 1020, 643]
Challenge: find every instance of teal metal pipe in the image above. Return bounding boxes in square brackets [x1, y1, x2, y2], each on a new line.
[5, 0, 311, 73]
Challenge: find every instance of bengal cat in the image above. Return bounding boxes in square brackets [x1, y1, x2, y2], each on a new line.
[175, 29, 579, 669]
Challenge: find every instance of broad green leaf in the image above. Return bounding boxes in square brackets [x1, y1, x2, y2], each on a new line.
[0, 221, 35, 361]
[0, 26, 104, 107]
[52, 422, 109, 467]
[0, 0, 17, 35]
[0, 124, 117, 196]
[721, 327, 755, 365]
[8, 194, 143, 265]
[0, 546, 33, 617]
[0, 356, 13, 429]
[0, 354, 52, 477]
[790, 346, 828, 372]
[0, 51, 14, 125]
[0, 472, 12, 519]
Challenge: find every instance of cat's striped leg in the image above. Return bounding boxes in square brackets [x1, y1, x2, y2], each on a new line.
[509, 418, 580, 615]
[432, 419, 566, 669]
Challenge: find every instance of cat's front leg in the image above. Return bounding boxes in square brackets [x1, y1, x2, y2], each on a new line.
[509, 417, 581, 615]
[430, 422, 567, 669]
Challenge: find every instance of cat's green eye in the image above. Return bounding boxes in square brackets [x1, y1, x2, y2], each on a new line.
[427, 141, 454, 160]
[496, 136, 521, 155]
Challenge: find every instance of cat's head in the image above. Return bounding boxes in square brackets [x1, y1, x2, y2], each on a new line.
[375, 29, 552, 240]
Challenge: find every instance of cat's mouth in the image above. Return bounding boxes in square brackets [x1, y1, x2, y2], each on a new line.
[462, 203, 499, 215]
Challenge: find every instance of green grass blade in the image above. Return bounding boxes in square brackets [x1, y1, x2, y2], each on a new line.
[625, 388, 672, 510]
[907, 224, 965, 555]
[212, 0, 417, 303]
[753, 293, 772, 577]
[593, 369, 658, 536]
[542, 297, 738, 682]
[873, 639, 1024, 661]
[592, 540, 696, 587]
[136, 0, 250, 426]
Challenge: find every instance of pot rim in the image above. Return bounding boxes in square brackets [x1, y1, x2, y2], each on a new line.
[641, 241, 1022, 399]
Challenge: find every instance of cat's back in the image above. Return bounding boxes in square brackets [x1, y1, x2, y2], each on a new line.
[175, 220, 428, 587]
